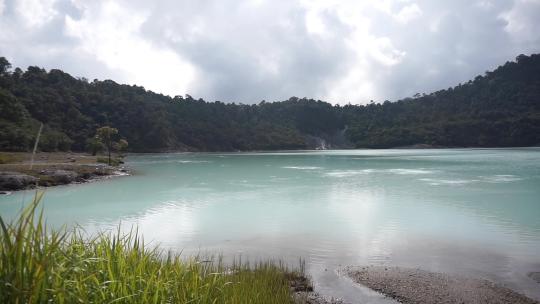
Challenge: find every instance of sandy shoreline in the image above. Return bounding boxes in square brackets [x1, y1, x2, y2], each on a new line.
[346, 266, 538, 304]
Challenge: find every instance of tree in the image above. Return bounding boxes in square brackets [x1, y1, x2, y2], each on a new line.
[40, 130, 73, 152]
[96, 126, 118, 165]
[0, 57, 11, 75]
[1, 54, 540, 152]
[114, 139, 129, 156]
[86, 136, 104, 156]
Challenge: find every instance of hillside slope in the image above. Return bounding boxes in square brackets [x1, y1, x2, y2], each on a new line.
[345, 54, 540, 148]
[0, 54, 538, 152]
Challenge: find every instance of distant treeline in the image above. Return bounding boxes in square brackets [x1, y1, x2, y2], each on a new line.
[0, 54, 539, 152]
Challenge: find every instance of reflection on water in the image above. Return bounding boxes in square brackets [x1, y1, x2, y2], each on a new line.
[1, 148, 539, 301]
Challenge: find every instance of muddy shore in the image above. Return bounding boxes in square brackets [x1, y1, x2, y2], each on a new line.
[346, 266, 538, 304]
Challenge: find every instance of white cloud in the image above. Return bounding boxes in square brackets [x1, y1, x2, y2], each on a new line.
[0, 0, 538, 104]
[370, 37, 406, 66]
[16, 0, 58, 28]
[298, 1, 409, 102]
[64, 1, 196, 96]
[395, 3, 422, 24]
[476, 1, 494, 9]
[305, 9, 329, 37]
[501, 0, 540, 43]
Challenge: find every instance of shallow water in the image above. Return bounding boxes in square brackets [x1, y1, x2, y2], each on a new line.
[1, 148, 540, 302]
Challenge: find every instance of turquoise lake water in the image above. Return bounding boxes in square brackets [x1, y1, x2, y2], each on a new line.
[1, 148, 539, 302]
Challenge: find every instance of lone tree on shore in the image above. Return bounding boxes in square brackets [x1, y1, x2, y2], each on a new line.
[86, 136, 104, 156]
[92, 126, 129, 165]
[96, 126, 117, 165]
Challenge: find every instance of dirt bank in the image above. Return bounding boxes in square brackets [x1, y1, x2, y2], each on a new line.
[0, 152, 129, 192]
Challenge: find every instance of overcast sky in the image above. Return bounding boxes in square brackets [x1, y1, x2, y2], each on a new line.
[1, 0, 539, 104]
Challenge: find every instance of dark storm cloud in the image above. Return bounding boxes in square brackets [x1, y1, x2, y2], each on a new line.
[0, 0, 539, 104]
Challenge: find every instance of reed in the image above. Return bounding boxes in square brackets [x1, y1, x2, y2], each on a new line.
[0, 194, 307, 303]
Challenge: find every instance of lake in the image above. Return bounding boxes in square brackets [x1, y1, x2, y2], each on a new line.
[1, 148, 539, 302]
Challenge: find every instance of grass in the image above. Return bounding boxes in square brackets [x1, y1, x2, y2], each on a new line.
[97, 156, 123, 166]
[0, 151, 110, 166]
[0, 152, 25, 164]
[0, 194, 309, 303]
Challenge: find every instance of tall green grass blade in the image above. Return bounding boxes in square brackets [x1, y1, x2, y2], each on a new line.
[0, 196, 307, 303]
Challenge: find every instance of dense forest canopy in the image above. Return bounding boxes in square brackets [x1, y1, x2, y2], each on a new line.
[0, 54, 539, 152]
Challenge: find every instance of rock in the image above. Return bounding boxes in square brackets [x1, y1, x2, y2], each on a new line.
[79, 172, 94, 179]
[0, 172, 38, 190]
[528, 272, 540, 284]
[290, 276, 314, 292]
[40, 169, 79, 185]
[293, 292, 345, 304]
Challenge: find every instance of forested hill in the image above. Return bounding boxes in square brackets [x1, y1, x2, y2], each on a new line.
[0, 54, 539, 152]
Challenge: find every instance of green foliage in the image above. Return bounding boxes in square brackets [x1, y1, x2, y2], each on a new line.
[0, 57, 10, 75]
[0, 54, 539, 151]
[85, 136, 104, 156]
[97, 156, 121, 166]
[344, 54, 540, 148]
[94, 126, 127, 165]
[96, 126, 118, 145]
[117, 138, 129, 152]
[0, 194, 303, 303]
[39, 130, 73, 152]
[0, 88, 35, 151]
